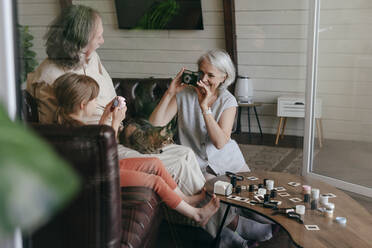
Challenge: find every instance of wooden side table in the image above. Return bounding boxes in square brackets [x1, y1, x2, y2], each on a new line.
[236, 102, 263, 137]
[276, 95, 323, 147]
[275, 117, 323, 148]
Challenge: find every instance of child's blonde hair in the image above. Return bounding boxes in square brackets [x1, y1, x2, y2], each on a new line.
[53, 72, 99, 126]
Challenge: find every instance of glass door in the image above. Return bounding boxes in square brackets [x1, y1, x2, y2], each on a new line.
[303, 0, 372, 197]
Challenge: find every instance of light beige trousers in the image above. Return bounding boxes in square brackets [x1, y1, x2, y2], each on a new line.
[118, 144, 206, 196]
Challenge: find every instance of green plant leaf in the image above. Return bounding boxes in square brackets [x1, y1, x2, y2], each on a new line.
[135, 0, 180, 29]
[18, 24, 38, 85]
[0, 106, 79, 234]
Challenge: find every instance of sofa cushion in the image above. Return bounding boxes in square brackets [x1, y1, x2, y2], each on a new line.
[112, 78, 171, 120]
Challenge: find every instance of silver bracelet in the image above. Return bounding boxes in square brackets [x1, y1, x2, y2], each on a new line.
[203, 107, 212, 115]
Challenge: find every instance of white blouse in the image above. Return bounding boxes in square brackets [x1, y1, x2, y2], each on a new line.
[26, 51, 116, 125]
[176, 87, 249, 175]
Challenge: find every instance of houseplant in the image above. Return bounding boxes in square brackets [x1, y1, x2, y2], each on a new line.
[18, 25, 38, 84]
[136, 0, 180, 29]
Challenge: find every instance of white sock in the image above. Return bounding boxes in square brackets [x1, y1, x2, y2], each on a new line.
[236, 216, 272, 241]
[219, 227, 248, 248]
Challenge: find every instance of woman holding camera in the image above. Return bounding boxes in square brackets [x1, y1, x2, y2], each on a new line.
[150, 49, 248, 178]
[150, 50, 274, 243]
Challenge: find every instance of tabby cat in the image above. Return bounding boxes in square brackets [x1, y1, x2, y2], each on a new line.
[119, 119, 174, 154]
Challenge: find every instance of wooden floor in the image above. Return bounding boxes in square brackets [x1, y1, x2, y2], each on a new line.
[232, 132, 303, 148]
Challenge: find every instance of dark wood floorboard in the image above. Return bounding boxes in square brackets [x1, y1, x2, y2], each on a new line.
[232, 132, 303, 148]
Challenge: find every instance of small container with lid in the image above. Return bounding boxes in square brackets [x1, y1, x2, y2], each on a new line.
[248, 184, 255, 192]
[258, 188, 267, 196]
[324, 209, 334, 218]
[266, 180, 274, 190]
[324, 202, 335, 218]
[270, 189, 277, 198]
[335, 217, 347, 225]
[231, 176, 237, 188]
[296, 205, 306, 215]
[235, 185, 242, 194]
[311, 188, 320, 199]
[324, 202, 335, 210]
[302, 185, 311, 195]
[319, 195, 329, 206]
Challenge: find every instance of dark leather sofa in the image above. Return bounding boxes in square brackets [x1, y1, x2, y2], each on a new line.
[24, 77, 213, 248]
[112, 77, 172, 120]
[23, 78, 172, 248]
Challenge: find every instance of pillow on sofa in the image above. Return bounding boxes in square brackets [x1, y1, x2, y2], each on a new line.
[119, 119, 173, 154]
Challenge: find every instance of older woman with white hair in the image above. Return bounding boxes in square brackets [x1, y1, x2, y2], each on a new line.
[150, 49, 249, 178]
[150, 50, 275, 245]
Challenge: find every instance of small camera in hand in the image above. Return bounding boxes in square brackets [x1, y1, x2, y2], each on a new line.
[110, 98, 119, 112]
[110, 96, 126, 112]
[181, 70, 201, 86]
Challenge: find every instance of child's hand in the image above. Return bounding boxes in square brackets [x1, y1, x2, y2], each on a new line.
[99, 98, 116, 125]
[112, 105, 127, 137]
[112, 105, 127, 124]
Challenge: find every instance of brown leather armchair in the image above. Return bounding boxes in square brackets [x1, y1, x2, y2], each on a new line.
[28, 124, 163, 248]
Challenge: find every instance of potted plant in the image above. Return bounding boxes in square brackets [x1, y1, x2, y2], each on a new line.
[18, 25, 38, 85]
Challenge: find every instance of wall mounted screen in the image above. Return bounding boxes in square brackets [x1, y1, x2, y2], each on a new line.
[114, 0, 203, 30]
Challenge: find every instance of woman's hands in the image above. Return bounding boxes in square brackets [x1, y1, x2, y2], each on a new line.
[149, 68, 186, 126]
[194, 80, 235, 149]
[195, 80, 214, 112]
[167, 68, 187, 97]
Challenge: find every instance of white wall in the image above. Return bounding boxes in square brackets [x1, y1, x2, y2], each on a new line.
[316, 0, 372, 141]
[17, 0, 372, 141]
[18, 0, 226, 78]
[235, 0, 309, 136]
[75, 0, 225, 78]
[235, 0, 372, 141]
[234, 0, 309, 136]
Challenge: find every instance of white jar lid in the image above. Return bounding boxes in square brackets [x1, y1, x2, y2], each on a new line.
[335, 216, 347, 225]
[296, 205, 306, 215]
[325, 202, 335, 210]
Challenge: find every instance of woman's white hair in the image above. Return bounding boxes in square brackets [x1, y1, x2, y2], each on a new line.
[197, 49, 236, 90]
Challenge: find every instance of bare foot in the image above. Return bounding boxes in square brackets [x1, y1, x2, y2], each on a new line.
[185, 187, 207, 206]
[197, 194, 220, 227]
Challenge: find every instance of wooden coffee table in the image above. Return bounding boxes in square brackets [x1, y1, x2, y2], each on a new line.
[205, 171, 372, 248]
